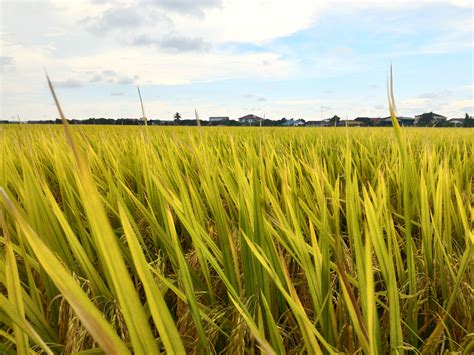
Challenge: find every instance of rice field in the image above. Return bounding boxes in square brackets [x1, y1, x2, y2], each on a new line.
[0, 123, 473, 354]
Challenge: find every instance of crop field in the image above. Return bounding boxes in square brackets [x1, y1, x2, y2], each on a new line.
[0, 124, 473, 354]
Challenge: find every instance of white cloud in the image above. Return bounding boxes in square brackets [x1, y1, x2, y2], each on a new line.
[396, 96, 473, 118]
[274, 99, 321, 106]
[444, 99, 474, 112]
[53, 79, 83, 88]
[131, 34, 211, 52]
[400, 98, 432, 106]
[143, 0, 223, 16]
[1, 0, 472, 120]
[169, 0, 328, 44]
[60, 48, 295, 85]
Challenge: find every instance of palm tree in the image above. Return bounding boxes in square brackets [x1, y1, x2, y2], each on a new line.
[173, 112, 181, 123]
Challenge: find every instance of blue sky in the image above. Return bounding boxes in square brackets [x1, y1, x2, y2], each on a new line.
[1, 0, 472, 120]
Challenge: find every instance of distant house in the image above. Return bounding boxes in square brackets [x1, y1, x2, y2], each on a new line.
[339, 120, 364, 127]
[209, 116, 229, 124]
[379, 116, 415, 126]
[238, 114, 263, 125]
[281, 118, 305, 126]
[414, 112, 447, 126]
[321, 119, 335, 127]
[399, 117, 415, 126]
[304, 120, 324, 127]
[448, 118, 464, 127]
[354, 117, 381, 126]
[304, 119, 338, 127]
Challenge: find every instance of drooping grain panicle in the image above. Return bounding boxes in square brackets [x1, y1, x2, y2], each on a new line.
[137, 86, 147, 126]
[195, 108, 201, 127]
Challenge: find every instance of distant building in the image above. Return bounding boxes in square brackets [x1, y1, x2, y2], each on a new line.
[448, 118, 464, 127]
[238, 114, 263, 125]
[281, 118, 305, 126]
[320, 119, 334, 127]
[304, 120, 323, 127]
[339, 120, 364, 127]
[209, 116, 229, 124]
[303, 119, 335, 127]
[380, 116, 415, 126]
[354, 117, 381, 126]
[399, 117, 415, 126]
[414, 112, 447, 126]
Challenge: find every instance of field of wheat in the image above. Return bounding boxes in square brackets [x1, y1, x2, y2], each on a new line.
[0, 122, 473, 354]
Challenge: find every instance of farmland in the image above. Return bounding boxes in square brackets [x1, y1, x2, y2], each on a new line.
[0, 124, 473, 354]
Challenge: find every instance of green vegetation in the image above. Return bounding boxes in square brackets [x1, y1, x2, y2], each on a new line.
[0, 121, 472, 354]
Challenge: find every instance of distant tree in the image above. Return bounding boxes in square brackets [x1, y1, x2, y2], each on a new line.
[225, 120, 241, 126]
[178, 119, 198, 126]
[329, 115, 341, 124]
[173, 112, 181, 123]
[464, 113, 474, 127]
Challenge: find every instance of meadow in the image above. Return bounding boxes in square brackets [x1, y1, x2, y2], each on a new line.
[0, 123, 473, 354]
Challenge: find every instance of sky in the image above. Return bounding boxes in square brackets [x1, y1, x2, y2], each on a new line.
[0, 0, 473, 121]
